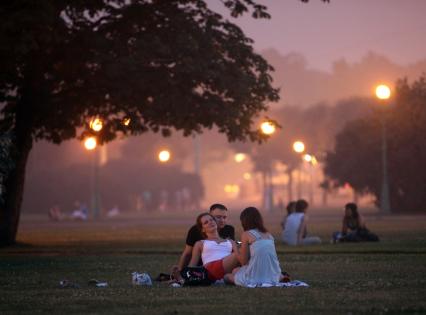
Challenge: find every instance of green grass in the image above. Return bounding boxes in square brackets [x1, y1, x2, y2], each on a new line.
[1, 213, 425, 314]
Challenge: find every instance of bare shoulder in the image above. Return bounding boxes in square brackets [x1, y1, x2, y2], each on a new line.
[241, 230, 250, 239]
[193, 240, 203, 249]
[242, 230, 257, 242]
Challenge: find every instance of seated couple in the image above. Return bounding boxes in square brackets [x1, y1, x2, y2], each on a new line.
[173, 204, 287, 287]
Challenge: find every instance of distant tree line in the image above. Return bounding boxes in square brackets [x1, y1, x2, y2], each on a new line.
[325, 75, 426, 213]
[23, 158, 204, 215]
[229, 97, 373, 203]
[22, 130, 206, 214]
[230, 75, 426, 214]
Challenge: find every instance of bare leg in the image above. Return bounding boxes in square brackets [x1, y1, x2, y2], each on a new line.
[224, 273, 235, 284]
[224, 266, 242, 284]
[222, 253, 240, 273]
[170, 267, 184, 284]
[232, 267, 241, 274]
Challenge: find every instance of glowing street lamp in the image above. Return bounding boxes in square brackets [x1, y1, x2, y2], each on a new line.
[375, 84, 391, 214]
[259, 120, 276, 211]
[303, 154, 317, 205]
[293, 141, 305, 154]
[90, 118, 103, 132]
[86, 117, 103, 219]
[158, 150, 171, 163]
[122, 117, 131, 126]
[84, 136, 97, 151]
[303, 154, 313, 163]
[375, 84, 391, 100]
[293, 140, 306, 199]
[260, 121, 276, 135]
[234, 153, 246, 163]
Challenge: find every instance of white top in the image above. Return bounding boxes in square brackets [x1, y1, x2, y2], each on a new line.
[201, 239, 232, 265]
[282, 212, 304, 245]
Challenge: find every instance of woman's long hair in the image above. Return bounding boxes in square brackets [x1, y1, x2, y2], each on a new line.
[345, 203, 359, 219]
[286, 201, 296, 216]
[196, 212, 214, 238]
[295, 199, 309, 213]
[240, 207, 267, 233]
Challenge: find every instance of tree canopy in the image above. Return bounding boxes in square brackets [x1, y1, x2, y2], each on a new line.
[0, 0, 280, 143]
[0, 0, 283, 246]
[0, 0, 331, 246]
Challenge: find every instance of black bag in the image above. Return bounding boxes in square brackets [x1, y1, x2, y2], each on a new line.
[341, 228, 379, 242]
[181, 266, 212, 286]
[357, 228, 380, 242]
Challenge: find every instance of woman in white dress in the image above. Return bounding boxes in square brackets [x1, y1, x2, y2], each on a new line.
[224, 207, 286, 287]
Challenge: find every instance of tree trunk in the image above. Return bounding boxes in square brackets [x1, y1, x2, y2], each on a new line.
[0, 101, 33, 247]
[287, 168, 294, 202]
[0, 134, 32, 246]
[322, 188, 328, 206]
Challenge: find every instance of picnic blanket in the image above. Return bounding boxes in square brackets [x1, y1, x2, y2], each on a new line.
[244, 280, 309, 288]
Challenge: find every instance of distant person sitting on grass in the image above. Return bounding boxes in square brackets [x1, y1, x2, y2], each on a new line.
[71, 201, 88, 221]
[281, 199, 322, 246]
[48, 205, 62, 221]
[171, 203, 235, 276]
[280, 201, 296, 230]
[332, 203, 379, 243]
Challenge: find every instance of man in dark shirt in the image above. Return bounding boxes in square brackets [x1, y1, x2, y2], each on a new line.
[174, 203, 235, 273]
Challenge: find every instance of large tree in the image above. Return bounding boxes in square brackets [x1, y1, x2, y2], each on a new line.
[324, 75, 426, 213]
[0, 0, 284, 246]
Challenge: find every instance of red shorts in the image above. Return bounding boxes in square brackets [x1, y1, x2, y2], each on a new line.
[204, 259, 225, 281]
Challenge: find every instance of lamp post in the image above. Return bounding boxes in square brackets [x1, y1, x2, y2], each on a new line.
[87, 118, 103, 219]
[84, 135, 101, 219]
[375, 84, 391, 214]
[260, 120, 276, 211]
[303, 154, 317, 205]
[293, 141, 305, 199]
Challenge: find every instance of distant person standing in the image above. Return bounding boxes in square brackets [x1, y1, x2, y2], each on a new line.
[281, 199, 321, 246]
[332, 203, 379, 243]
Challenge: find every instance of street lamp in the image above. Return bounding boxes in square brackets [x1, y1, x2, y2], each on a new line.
[89, 118, 103, 132]
[260, 121, 276, 135]
[234, 153, 246, 163]
[375, 84, 391, 214]
[293, 141, 305, 154]
[84, 136, 97, 151]
[260, 121, 276, 211]
[303, 154, 317, 205]
[122, 117, 131, 126]
[158, 149, 171, 163]
[87, 118, 103, 219]
[293, 140, 305, 199]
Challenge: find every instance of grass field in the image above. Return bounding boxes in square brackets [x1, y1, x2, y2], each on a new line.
[1, 211, 425, 314]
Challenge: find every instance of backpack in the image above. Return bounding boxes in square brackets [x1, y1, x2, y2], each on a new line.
[181, 266, 212, 286]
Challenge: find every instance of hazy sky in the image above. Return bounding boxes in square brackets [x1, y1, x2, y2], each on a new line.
[213, 0, 426, 72]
